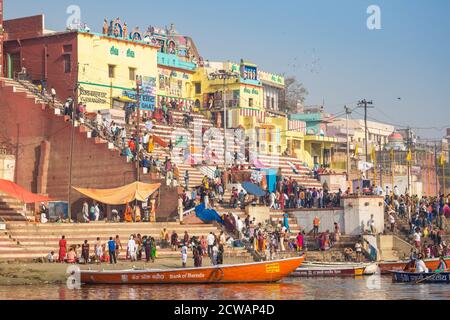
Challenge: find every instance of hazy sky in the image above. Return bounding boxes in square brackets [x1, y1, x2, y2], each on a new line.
[5, 0, 450, 139]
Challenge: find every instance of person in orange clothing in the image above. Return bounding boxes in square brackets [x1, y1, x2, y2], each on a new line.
[58, 235, 67, 263]
[313, 216, 320, 238]
[124, 204, 133, 223]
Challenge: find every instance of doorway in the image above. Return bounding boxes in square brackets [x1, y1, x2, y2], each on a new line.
[7, 53, 21, 79]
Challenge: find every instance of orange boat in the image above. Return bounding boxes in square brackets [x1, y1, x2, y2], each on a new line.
[379, 257, 450, 274]
[80, 256, 304, 285]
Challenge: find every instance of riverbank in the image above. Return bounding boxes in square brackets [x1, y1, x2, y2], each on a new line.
[0, 256, 249, 286]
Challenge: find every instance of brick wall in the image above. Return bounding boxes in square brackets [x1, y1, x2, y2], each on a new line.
[0, 85, 178, 219]
[4, 15, 44, 40]
[4, 31, 78, 102]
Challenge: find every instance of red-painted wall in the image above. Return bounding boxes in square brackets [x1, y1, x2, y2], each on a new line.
[4, 31, 78, 102]
[0, 84, 178, 219]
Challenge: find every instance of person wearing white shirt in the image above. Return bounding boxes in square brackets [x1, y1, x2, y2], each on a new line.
[237, 217, 244, 239]
[207, 232, 215, 257]
[394, 186, 400, 197]
[127, 236, 137, 261]
[94, 204, 100, 221]
[389, 213, 396, 232]
[415, 254, 428, 273]
[413, 231, 421, 248]
[51, 87, 56, 104]
[367, 215, 376, 234]
[181, 243, 188, 268]
[145, 120, 153, 132]
[40, 212, 48, 224]
[212, 245, 219, 265]
[96, 111, 103, 131]
[269, 192, 276, 209]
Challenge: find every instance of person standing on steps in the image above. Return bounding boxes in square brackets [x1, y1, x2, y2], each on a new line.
[184, 170, 190, 190]
[81, 240, 90, 264]
[58, 235, 67, 263]
[313, 216, 320, 238]
[51, 86, 56, 105]
[108, 237, 117, 264]
[181, 242, 188, 268]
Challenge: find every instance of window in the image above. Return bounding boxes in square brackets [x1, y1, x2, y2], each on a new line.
[63, 45, 72, 53]
[108, 65, 116, 78]
[63, 55, 71, 73]
[129, 68, 136, 81]
[271, 97, 275, 109]
[249, 98, 254, 108]
[195, 82, 201, 95]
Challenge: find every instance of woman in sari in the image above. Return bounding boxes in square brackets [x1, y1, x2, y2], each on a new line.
[148, 136, 154, 153]
[124, 204, 133, 223]
[58, 236, 67, 263]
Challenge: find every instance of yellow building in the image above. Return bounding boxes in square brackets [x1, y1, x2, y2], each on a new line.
[77, 31, 159, 112]
[156, 52, 197, 111]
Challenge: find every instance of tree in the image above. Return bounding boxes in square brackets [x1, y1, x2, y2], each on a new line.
[280, 76, 308, 114]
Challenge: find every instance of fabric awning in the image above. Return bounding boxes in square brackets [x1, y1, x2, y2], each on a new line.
[73, 182, 161, 205]
[0, 179, 52, 204]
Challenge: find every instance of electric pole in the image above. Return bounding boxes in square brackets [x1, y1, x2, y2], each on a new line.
[357, 99, 374, 163]
[435, 143, 439, 196]
[406, 127, 412, 196]
[136, 76, 142, 183]
[345, 105, 351, 180]
[67, 62, 80, 220]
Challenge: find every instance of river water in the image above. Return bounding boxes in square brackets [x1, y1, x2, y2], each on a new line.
[0, 276, 448, 300]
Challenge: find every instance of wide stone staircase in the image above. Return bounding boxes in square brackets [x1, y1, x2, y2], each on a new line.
[0, 222, 252, 262]
[0, 192, 31, 222]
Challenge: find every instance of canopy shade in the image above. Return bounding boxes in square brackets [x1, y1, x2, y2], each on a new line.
[73, 182, 161, 205]
[0, 179, 52, 204]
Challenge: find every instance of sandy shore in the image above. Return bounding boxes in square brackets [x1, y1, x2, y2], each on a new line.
[0, 256, 251, 286]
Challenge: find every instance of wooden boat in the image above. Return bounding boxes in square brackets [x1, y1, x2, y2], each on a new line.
[80, 256, 304, 285]
[291, 265, 365, 277]
[301, 261, 378, 275]
[391, 271, 450, 284]
[379, 257, 450, 274]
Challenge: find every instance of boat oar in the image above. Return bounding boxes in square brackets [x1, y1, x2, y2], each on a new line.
[415, 269, 446, 284]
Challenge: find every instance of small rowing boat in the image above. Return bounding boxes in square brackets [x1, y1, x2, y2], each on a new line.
[291, 265, 365, 277]
[79, 256, 304, 285]
[391, 271, 450, 284]
[301, 261, 378, 275]
[379, 257, 450, 275]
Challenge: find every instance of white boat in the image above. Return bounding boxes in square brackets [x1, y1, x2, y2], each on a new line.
[301, 261, 378, 275]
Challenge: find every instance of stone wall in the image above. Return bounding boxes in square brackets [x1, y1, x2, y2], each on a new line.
[290, 196, 385, 236]
[291, 208, 344, 234]
[342, 195, 385, 236]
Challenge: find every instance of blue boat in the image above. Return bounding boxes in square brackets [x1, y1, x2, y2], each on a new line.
[391, 271, 450, 284]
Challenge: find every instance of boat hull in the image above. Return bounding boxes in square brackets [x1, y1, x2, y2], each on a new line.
[291, 266, 365, 277]
[391, 271, 450, 284]
[301, 262, 378, 275]
[80, 256, 304, 285]
[379, 257, 450, 274]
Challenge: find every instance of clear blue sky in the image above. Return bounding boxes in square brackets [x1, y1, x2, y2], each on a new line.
[5, 0, 450, 139]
